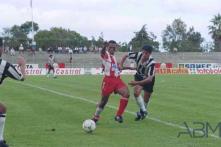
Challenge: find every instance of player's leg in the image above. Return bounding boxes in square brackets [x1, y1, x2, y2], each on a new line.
[134, 85, 146, 112]
[114, 79, 130, 123]
[143, 80, 154, 111]
[134, 85, 147, 121]
[92, 78, 113, 123]
[0, 103, 8, 147]
[92, 95, 109, 123]
[144, 92, 151, 108]
[52, 67, 56, 78]
[47, 66, 51, 77]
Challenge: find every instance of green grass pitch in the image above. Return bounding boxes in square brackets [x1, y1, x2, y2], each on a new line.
[0, 75, 221, 147]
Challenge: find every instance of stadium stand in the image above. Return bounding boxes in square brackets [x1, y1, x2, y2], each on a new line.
[2, 51, 221, 68]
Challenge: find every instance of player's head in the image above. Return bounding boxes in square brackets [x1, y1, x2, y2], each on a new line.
[108, 40, 117, 55]
[142, 45, 153, 59]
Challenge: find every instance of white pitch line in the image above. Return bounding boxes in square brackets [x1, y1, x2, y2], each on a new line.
[18, 82, 219, 139]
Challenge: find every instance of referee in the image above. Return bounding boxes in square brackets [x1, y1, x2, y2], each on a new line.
[120, 45, 155, 121]
[0, 37, 26, 147]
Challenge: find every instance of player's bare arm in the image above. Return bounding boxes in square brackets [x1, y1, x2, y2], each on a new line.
[129, 76, 154, 87]
[17, 55, 26, 80]
[100, 42, 108, 56]
[119, 54, 136, 70]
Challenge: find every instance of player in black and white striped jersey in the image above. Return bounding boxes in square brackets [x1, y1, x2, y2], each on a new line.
[46, 54, 56, 78]
[120, 45, 155, 121]
[0, 38, 26, 147]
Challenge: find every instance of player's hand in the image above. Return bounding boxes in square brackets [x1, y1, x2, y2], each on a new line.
[128, 81, 139, 86]
[118, 64, 123, 70]
[17, 55, 26, 66]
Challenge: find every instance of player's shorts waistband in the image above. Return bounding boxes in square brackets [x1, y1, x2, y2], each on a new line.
[104, 76, 121, 79]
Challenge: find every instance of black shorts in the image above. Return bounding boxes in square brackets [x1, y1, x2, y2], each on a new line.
[48, 65, 54, 71]
[134, 73, 155, 93]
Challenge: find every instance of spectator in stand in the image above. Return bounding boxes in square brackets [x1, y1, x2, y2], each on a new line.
[19, 44, 24, 54]
[68, 48, 73, 63]
[58, 47, 62, 54]
[10, 48, 15, 56]
[4, 47, 9, 54]
[83, 46, 88, 53]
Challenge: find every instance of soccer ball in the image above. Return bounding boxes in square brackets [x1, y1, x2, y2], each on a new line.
[82, 119, 96, 133]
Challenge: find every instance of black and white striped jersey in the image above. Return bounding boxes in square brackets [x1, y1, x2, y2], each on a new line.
[0, 59, 23, 84]
[128, 52, 155, 78]
[48, 55, 55, 66]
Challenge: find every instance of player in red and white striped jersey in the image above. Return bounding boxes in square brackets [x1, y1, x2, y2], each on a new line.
[92, 40, 130, 123]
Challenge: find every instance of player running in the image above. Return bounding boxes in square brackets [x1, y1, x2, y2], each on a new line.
[92, 40, 130, 123]
[47, 54, 56, 78]
[120, 45, 156, 121]
[0, 38, 26, 147]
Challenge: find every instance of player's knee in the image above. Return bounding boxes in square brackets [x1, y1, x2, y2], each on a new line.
[124, 93, 130, 98]
[0, 103, 7, 113]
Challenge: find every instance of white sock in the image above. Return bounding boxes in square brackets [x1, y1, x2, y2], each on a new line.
[94, 107, 103, 116]
[135, 95, 146, 112]
[0, 114, 6, 141]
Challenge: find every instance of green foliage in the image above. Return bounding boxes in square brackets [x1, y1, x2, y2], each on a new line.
[129, 25, 159, 52]
[8, 25, 28, 49]
[20, 21, 39, 35]
[208, 13, 221, 51]
[118, 42, 129, 52]
[2, 21, 38, 49]
[35, 27, 90, 50]
[162, 19, 204, 52]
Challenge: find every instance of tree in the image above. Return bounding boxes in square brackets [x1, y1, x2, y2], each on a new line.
[129, 25, 159, 52]
[184, 27, 204, 51]
[35, 27, 90, 50]
[162, 18, 203, 52]
[8, 25, 28, 49]
[208, 13, 221, 51]
[20, 21, 39, 35]
[118, 42, 129, 52]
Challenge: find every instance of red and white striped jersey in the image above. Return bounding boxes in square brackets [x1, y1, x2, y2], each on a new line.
[101, 51, 120, 78]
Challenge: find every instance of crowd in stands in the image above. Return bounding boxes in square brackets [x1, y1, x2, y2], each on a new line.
[3, 44, 103, 57]
[47, 46, 102, 54]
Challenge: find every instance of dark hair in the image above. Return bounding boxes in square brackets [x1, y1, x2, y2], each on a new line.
[0, 37, 2, 46]
[108, 40, 116, 44]
[142, 45, 153, 53]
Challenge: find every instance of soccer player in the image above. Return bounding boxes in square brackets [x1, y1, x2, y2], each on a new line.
[92, 40, 130, 123]
[0, 38, 26, 147]
[47, 54, 56, 78]
[120, 45, 155, 121]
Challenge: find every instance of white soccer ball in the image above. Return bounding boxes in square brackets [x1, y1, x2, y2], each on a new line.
[82, 119, 96, 133]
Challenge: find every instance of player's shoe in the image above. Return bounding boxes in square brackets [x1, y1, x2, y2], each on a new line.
[0, 140, 9, 147]
[92, 115, 100, 123]
[114, 115, 123, 123]
[135, 109, 147, 121]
